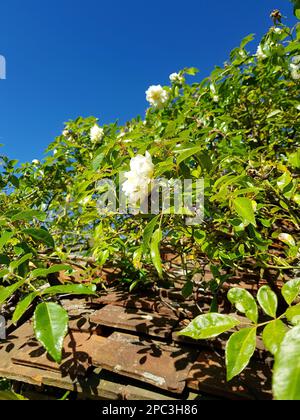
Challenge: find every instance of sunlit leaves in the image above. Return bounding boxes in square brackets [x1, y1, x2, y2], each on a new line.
[257, 286, 278, 318]
[262, 320, 287, 355]
[228, 288, 258, 323]
[282, 279, 300, 306]
[33, 303, 68, 364]
[226, 328, 257, 381]
[273, 325, 300, 400]
[233, 198, 256, 227]
[178, 314, 240, 340]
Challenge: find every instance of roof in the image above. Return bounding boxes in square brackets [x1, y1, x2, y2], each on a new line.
[0, 284, 272, 400]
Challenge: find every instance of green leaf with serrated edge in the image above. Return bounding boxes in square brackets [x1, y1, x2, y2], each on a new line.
[150, 228, 163, 279]
[33, 302, 68, 363]
[0, 279, 26, 306]
[282, 279, 300, 306]
[142, 215, 160, 254]
[228, 288, 258, 323]
[233, 198, 256, 226]
[23, 228, 55, 248]
[257, 286, 278, 318]
[178, 314, 240, 340]
[273, 325, 300, 400]
[262, 320, 288, 355]
[12, 292, 39, 324]
[226, 328, 257, 381]
[286, 305, 300, 326]
[42, 284, 96, 296]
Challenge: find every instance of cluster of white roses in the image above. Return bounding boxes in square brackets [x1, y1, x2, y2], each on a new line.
[256, 44, 268, 60]
[122, 152, 154, 207]
[90, 124, 105, 142]
[146, 85, 169, 109]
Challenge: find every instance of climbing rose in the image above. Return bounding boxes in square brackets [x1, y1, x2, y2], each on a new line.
[90, 124, 104, 142]
[123, 152, 154, 206]
[146, 85, 169, 109]
[129, 151, 154, 179]
[256, 45, 267, 60]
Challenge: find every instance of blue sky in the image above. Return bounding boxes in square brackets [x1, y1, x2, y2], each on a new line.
[0, 0, 296, 163]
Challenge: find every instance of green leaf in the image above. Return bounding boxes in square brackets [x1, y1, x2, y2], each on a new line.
[273, 325, 300, 400]
[267, 110, 282, 119]
[286, 305, 300, 326]
[11, 210, 46, 222]
[183, 67, 199, 76]
[226, 327, 257, 381]
[282, 279, 300, 306]
[262, 320, 287, 355]
[12, 292, 39, 324]
[30, 264, 72, 279]
[0, 279, 26, 306]
[233, 198, 256, 226]
[150, 228, 163, 279]
[23, 228, 55, 248]
[182, 281, 194, 299]
[92, 152, 105, 171]
[142, 215, 160, 254]
[0, 269, 9, 278]
[228, 288, 258, 323]
[33, 302, 69, 363]
[277, 173, 292, 192]
[0, 390, 27, 400]
[178, 313, 240, 340]
[9, 253, 33, 271]
[257, 286, 278, 318]
[288, 150, 300, 169]
[0, 231, 14, 251]
[175, 146, 200, 165]
[42, 284, 96, 296]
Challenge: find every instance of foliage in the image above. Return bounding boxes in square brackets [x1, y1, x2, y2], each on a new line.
[0, 6, 299, 399]
[179, 279, 300, 400]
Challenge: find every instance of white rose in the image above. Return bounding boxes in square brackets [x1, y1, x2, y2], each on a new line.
[122, 152, 154, 206]
[290, 57, 300, 79]
[256, 45, 267, 60]
[32, 159, 40, 165]
[291, 69, 300, 80]
[123, 173, 151, 206]
[169, 72, 184, 84]
[90, 124, 104, 142]
[146, 85, 169, 109]
[278, 233, 296, 247]
[130, 151, 154, 179]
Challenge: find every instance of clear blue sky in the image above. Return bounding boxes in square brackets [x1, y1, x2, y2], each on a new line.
[0, 0, 296, 163]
